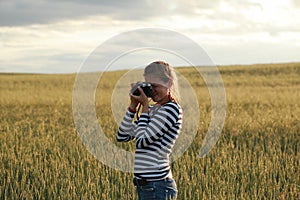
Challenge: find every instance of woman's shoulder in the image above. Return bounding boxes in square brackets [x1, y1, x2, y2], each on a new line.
[163, 101, 182, 112]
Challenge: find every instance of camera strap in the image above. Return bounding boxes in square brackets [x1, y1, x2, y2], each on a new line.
[135, 99, 153, 121]
[135, 103, 142, 120]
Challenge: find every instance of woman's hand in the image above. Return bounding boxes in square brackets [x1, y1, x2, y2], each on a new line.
[130, 86, 149, 113]
[129, 83, 139, 111]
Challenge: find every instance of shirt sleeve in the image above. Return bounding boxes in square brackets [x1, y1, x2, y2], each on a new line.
[116, 110, 136, 142]
[135, 103, 180, 148]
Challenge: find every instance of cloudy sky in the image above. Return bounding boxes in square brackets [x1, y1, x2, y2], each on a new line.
[1, 0, 300, 73]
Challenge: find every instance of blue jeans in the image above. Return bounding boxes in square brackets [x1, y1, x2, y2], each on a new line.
[136, 178, 177, 200]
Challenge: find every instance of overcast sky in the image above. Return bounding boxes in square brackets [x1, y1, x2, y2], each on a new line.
[1, 0, 300, 73]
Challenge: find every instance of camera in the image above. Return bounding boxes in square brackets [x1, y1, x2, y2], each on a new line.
[131, 82, 152, 97]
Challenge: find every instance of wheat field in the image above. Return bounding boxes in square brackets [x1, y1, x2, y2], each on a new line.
[1, 63, 299, 199]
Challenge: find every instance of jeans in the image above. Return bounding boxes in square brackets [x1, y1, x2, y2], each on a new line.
[136, 178, 177, 200]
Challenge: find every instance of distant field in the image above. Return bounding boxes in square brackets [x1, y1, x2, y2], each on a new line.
[1, 63, 299, 199]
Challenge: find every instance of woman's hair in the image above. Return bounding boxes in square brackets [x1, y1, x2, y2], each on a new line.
[144, 61, 180, 102]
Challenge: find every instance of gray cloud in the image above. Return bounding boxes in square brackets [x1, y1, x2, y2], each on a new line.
[0, 0, 154, 26]
[0, 0, 231, 27]
[0, 0, 298, 31]
[1, 0, 299, 74]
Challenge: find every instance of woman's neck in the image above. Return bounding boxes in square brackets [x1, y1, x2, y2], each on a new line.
[156, 95, 173, 105]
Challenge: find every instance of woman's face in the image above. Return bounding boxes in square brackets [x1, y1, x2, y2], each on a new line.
[145, 75, 169, 103]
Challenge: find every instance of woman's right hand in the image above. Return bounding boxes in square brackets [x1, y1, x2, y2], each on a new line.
[130, 85, 149, 113]
[129, 83, 140, 111]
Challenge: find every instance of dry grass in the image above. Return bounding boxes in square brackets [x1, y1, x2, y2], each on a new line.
[1, 63, 299, 199]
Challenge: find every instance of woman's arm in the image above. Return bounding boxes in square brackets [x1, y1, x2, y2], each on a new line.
[116, 110, 136, 142]
[135, 103, 181, 148]
[116, 83, 142, 142]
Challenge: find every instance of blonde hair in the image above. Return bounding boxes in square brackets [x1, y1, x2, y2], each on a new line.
[144, 61, 180, 102]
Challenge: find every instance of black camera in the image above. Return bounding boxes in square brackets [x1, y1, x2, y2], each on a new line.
[131, 82, 152, 97]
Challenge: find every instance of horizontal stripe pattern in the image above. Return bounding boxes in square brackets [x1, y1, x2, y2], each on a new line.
[116, 111, 136, 142]
[116, 101, 182, 181]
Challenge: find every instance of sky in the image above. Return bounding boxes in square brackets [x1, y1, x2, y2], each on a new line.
[0, 0, 300, 73]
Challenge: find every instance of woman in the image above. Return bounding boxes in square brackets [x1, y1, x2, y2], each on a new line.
[117, 61, 183, 200]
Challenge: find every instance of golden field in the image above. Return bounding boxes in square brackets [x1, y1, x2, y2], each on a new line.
[0, 63, 299, 199]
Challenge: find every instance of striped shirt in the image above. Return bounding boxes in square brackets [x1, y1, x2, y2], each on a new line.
[116, 101, 183, 181]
